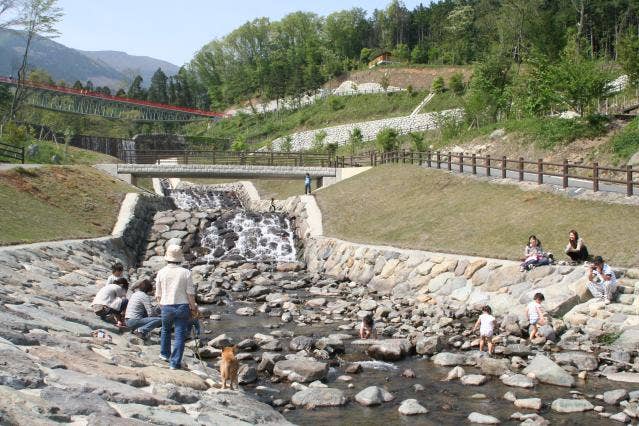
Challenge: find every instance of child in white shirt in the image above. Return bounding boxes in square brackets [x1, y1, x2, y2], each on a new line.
[106, 262, 125, 285]
[525, 292, 546, 340]
[472, 305, 495, 354]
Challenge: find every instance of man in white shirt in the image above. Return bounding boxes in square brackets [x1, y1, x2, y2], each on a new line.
[156, 245, 197, 370]
[586, 256, 617, 304]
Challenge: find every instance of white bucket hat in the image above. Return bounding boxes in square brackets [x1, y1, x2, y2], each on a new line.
[165, 245, 184, 262]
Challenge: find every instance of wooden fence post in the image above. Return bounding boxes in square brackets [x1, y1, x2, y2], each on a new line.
[418, 152, 423, 166]
[593, 162, 599, 192]
[501, 156, 507, 179]
[427, 150, 432, 168]
[518, 157, 524, 181]
[410, 151, 414, 165]
[627, 165, 633, 196]
[562, 159, 569, 189]
[447, 152, 452, 171]
[486, 154, 491, 177]
[459, 153, 464, 173]
[537, 159, 543, 184]
[472, 154, 477, 174]
[436, 151, 441, 169]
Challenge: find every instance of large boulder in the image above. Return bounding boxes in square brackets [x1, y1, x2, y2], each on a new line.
[415, 335, 444, 355]
[522, 354, 574, 387]
[291, 387, 347, 407]
[398, 399, 428, 415]
[273, 358, 328, 383]
[467, 412, 500, 424]
[366, 339, 413, 361]
[550, 398, 593, 413]
[500, 373, 535, 388]
[432, 352, 468, 367]
[553, 352, 598, 371]
[40, 387, 118, 416]
[478, 357, 510, 376]
[355, 386, 395, 406]
[0, 346, 43, 389]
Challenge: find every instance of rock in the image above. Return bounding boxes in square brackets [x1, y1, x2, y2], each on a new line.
[490, 129, 506, 140]
[468, 412, 501, 424]
[0, 347, 44, 389]
[236, 339, 258, 351]
[401, 368, 416, 379]
[196, 389, 293, 425]
[315, 336, 345, 354]
[550, 398, 594, 413]
[553, 352, 598, 371]
[248, 285, 270, 298]
[359, 299, 378, 311]
[150, 383, 200, 404]
[238, 365, 258, 384]
[461, 374, 488, 386]
[504, 391, 516, 402]
[139, 367, 208, 391]
[208, 334, 234, 348]
[236, 307, 255, 316]
[444, 366, 465, 381]
[273, 359, 328, 383]
[607, 372, 639, 383]
[0, 384, 70, 424]
[416, 335, 444, 355]
[355, 386, 395, 406]
[522, 354, 574, 387]
[366, 339, 412, 361]
[305, 297, 326, 307]
[432, 352, 467, 367]
[603, 389, 628, 405]
[40, 386, 118, 416]
[109, 402, 199, 425]
[500, 373, 535, 388]
[398, 399, 428, 415]
[257, 352, 285, 373]
[289, 336, 315, 352]
[514, 398, 542, 410]
[291, 387, 346, 407]
[345, 363, 363, 374]
[478, 357, 510, 376]
[610, 412, 631, 423]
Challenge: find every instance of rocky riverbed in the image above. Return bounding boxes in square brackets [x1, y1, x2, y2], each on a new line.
[1, 186, 639, 425]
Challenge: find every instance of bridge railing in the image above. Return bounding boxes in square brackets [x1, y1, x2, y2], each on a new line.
[0, 142, 24, 164]
[121, 150, 338, 168]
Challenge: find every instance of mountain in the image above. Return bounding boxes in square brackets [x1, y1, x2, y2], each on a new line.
[79, 50, 180, 87]
[0, 29, 180, 90]
[0, 28, 127, 89]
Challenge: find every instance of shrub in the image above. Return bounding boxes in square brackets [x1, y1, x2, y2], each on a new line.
[328, 96, 345, 111]
[312, 130, 327, 152]
[348, 127, 363, 155]
[611, 118, 639, 160]
[432, 76, 445, 94]
[231, 138, 248, 152]
[280, 136, 293, 153]
[449, 73, 465, 96]
[376, 128, 399, 152]
[409, 132, 426, 152]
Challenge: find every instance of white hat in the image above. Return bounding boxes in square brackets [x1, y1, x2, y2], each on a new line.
[165, 245, 184, 262]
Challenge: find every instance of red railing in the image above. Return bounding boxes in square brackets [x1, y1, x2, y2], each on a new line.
[0, 76, 226, 118]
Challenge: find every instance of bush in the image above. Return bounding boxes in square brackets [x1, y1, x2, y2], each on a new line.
[328, 96, 345, 111]
[449, 73, 465, 96]
[611, 118, 639, 160]
[231, 138, 248, 152]
[348, 127, 363, 155]
[432, 76, 445, 94]
[280, 136, 293, 153]
[409, 132, 426, 152]
[376, 128, 399, 152]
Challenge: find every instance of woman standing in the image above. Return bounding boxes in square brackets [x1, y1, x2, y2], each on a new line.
[565, 230, 589, 264]
[155, 245, 197, 370]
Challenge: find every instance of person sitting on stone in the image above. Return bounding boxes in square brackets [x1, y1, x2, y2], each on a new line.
[564, 229, 589, 264]
[359, 314, 377, 339]
[125, 278, 161, 340]
[106, 262, 125, 285]
[91, 277, 129, 327]
[587, 256, 617, 304]
[520, 235, 550, 272]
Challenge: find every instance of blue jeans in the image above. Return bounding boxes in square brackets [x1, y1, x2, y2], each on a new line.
[126, 317, 162, 337]
[305, 183, 311, 194]
[160, 304, 191, 368]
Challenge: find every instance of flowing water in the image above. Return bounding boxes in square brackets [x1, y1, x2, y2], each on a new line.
[167, 186, 630, 425]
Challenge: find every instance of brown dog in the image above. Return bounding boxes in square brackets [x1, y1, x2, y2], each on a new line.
[220, 346, 239, 390]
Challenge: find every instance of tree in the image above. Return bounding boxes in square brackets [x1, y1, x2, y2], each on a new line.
[360, 47, 373, 63]
[348, 127, 363, 155]
[618, 32, 639, 86]
[312, 129, 327, 152]
[432, 76, 445, 93]
[409, 132, 425, 151]
[464, 51, 514, 124]
[8, 0, 63, 120]
[376, 128, 399, 152]
[84, 80, 93, 91]
[72, 80, 83, 90]
[280, 135, 293, 152]
[379, 73, 390, 92]
[115, 88, 126, 97]
[127, 75, 146, 100]
[411, 44, 428, 63]
[148, 68, 168, 103]
[392, 43, 410, 62]
[324, 8, 369, 60]
[27, 68, 53, 84]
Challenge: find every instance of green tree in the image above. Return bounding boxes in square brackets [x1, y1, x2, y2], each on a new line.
[231, 137, 248, 152]
[72, 80, 82, 90]
[464, 51, 514, 124]
[449, 72, 465, 96]
[280, 135, 293, 152]
[27, 68, 53, 84]
[392, 43, 410, 62]
[115, 88, 126, 97]
[312, 129, 327, 152]
[348, 127, 363, 155]
[324, 8, 369, 60]
[147, 68, 168, 103]
[411, 44, 428, 63]
[127, 75, 146, 100]
[85, 80, 94, 91]
[618, 32, 639, 86]
[360, 47, 373, 63]
[380, 73, 390, 92]
[409, 132, 425, 151]
[376, 127, 399, 152]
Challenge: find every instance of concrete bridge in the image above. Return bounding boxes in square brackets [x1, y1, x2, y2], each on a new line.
[113, 163, 342, 187]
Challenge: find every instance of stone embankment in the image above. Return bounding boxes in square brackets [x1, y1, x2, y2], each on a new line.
[271, 109, 461, 152]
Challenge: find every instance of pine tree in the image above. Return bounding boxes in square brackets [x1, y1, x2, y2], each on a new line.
[127, 75, 146, 100]
[147, 68, 168, 104]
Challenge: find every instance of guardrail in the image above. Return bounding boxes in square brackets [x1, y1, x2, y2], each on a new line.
[119, 149, 338, 168]
[0, 142, 24, 164]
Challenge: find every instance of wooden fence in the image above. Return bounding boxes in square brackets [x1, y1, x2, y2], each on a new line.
[0, 142, 24, 164]
[337, 150, 638, 197]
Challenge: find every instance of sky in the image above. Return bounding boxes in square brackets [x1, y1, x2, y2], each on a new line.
[55, 0, 427, 66]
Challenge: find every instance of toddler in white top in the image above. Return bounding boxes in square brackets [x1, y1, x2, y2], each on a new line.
[472, 305, 495, 354]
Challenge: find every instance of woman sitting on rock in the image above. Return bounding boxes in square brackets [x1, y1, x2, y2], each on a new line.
[125, 278, 161, 340]
[520, 235, 550, 272]
[564, 229, 589, 264]
[91, 277, 129, 327]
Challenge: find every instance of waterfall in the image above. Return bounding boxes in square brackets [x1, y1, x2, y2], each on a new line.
[119, 140, 136, 163]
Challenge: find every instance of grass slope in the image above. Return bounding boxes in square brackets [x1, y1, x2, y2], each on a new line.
[2, 139, 121, 165]
[315, 165, 639, 267]
[0, 166, 137, 245]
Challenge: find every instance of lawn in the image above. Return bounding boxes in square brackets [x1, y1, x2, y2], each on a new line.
[315, 165, 639, 267]
[0, 166, 137, 245]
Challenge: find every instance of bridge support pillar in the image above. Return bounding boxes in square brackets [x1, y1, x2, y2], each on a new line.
[129, 174, 138, 187]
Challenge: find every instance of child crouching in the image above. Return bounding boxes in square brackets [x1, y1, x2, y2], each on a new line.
[472, 305, 495, 355]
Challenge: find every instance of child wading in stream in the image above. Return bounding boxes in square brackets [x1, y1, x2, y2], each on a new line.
[525, 292, 546, 340]
[472, 305, 495, 354]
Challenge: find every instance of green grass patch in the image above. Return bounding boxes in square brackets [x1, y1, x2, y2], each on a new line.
[611, 117, 639, 160]
[0, 166, 137, 245]
[1, 139, 120, 165]
[421, 92, 465, 113]
[186, 91, 424, 147]
[315, 165, 639, 267]
[597, 332, 622, 346]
